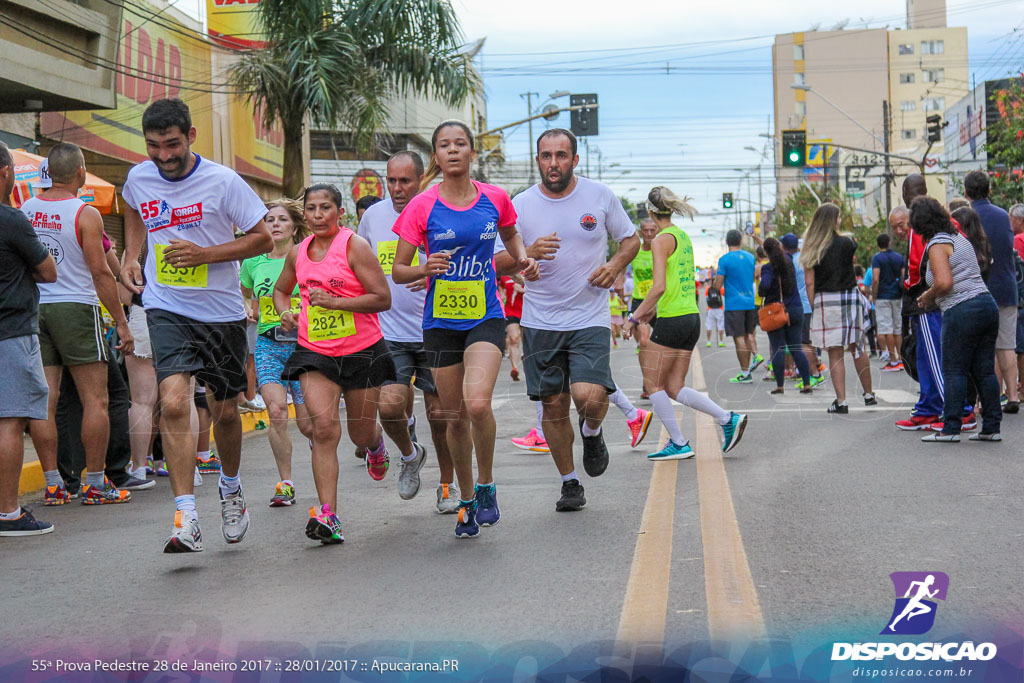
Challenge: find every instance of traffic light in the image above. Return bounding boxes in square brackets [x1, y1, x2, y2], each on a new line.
[926, 114, 942, 143]
[722, 192, 734, 209]
[782, 129, 807, 167]
[570, 94, 599, 137]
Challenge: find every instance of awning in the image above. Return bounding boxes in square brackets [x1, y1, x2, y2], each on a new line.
[9, 149, 117, 215]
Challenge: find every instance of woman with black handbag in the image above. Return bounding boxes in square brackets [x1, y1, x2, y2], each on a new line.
[758, 237, 813, 395]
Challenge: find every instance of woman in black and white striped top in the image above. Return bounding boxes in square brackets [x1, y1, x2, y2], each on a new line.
[912, 196, 1001, 443]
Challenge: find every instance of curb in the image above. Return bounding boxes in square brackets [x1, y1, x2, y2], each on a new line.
[18, 405, 294, 497]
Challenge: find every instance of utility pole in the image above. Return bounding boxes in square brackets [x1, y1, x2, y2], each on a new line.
[520, 91, 538, 184]
[882, 100, 892, 234]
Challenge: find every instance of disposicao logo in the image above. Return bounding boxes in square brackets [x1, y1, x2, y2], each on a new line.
[882, 571, 948, 635]
[831, 572, 997, 663]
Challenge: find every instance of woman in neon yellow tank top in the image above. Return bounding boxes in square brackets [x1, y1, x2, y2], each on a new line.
[624, 187, 747, 461]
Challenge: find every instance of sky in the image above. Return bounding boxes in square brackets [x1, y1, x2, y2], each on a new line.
[176, 0, 1024, 263]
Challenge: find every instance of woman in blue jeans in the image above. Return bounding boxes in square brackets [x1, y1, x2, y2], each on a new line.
[911, 197, 1002, 442]
[758, 237, 812, 395]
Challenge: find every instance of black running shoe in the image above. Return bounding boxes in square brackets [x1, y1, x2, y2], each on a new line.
[579, 416, 609, 477]
[555, 479, 587, 512]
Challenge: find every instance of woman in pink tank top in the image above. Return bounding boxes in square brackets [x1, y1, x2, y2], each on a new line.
[274, 184, 395, 544]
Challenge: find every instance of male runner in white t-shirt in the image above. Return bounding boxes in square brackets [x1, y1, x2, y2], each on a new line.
[120, 99, 273, 553]
[358, 151, 457, 511]
[501, 128, 640, 512]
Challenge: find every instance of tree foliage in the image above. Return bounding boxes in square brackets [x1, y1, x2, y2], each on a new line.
[982, 77, 1024, 207]
[229, 0, 479, 196]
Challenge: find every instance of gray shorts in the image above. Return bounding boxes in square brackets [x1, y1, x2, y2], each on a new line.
[724, 309, 757, 338]
[522, 325, 615, 401]
[997, 306, 1017, 350]
[246, 321, 258, 355]
[383, 340, 436, 394]
[0, 335, 48, 420]
[875, 298, 903, 335]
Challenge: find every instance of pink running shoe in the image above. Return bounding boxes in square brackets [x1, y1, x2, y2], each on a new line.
[511, 428, 550, 453]
[365, 444, 390, 481]
[627, 409, 653, 448]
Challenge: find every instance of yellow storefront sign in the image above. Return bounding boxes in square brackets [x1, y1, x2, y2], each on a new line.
[40, 9, 213, 163]
[207, 0, 266, 49]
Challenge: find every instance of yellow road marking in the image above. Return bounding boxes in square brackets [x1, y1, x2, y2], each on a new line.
[615, 349, 764, 656]
[693, 350, 766, 641]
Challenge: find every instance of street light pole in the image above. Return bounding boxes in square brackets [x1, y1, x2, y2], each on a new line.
[790, 84, 884, 147]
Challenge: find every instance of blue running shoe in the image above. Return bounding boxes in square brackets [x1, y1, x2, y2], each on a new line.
[455, 500, 480, 539]
[474, 483, 500, 526]
[647, 441, 695, 461]
[721, 412, 748, 453]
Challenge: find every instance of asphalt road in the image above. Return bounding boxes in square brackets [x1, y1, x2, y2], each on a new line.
[3, 326, 1021, 677]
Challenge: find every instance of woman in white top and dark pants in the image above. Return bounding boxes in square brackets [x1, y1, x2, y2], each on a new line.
[911, 197, 1002, 442]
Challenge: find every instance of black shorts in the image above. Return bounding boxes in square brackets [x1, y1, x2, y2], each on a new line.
[629, 298, 657, 326]
[506, 316, 521, 326]
[522, 325, 615, 400]
[724, 309, 758, 338]
[146, 308, 248, 401]
[383, 340, 436, 394]
[650, 313, 702, 351]
[282, 339, 395, 390]
[193, 387, 209, 411]
[423, 317, 506, 368]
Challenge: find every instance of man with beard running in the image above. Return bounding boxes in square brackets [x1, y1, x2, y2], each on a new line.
[500, 129, 640, 512]
[358, 151, 459, 512]
[121, 99, 273, 552]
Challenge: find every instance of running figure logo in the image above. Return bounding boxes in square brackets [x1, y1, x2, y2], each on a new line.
[881, 571, 949, 635]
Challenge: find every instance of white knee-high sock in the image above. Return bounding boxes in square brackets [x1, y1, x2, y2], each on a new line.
[676, 387, 731, 424]
[649, 390, 686, 445]
[609, 386, 639, 421]
[534, 401, 545, 439]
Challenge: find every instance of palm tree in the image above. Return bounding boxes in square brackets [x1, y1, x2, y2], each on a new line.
[230, 0, 479, 197]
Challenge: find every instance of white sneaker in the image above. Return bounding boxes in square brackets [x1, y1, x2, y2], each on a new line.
[194, 467, 203, 487]
[250, 395, 267, 411]
[163, 512, 203, 553]
[220, 487, 250, 543]
[879, 351, 890, 362]
[436, 482, 460, 514]
[398, 443, 427, 500]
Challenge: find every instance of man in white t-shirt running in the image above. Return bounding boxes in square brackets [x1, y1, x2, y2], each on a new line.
[120, 99, 273, 553]
[358, 151, 457, 512]
[501, 128, 641, 512]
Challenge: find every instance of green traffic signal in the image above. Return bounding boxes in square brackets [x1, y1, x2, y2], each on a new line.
[782, 129, 807, 168]
[722, 192, 733, 209]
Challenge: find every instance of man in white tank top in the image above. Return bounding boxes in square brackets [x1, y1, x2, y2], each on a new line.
[20, 143, 134, 506]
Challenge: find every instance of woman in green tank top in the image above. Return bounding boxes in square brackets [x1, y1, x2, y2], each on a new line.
[624, 187, 747, 461]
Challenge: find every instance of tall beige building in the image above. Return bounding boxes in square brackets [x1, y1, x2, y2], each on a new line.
[772, 0, 967, 224]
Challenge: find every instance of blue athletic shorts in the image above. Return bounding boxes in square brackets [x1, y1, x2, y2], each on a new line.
[255, 334, 304, 404]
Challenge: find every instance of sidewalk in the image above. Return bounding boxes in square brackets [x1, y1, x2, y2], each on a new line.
[18, 405, 290, 496]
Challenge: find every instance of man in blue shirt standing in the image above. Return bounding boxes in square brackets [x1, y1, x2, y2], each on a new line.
[871, 233, 906, 372]
[714, 229, 762, 383]
[965, 171, 1020, 413]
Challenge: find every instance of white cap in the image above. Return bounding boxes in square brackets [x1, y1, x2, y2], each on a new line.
[33, 158, 52, 189]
